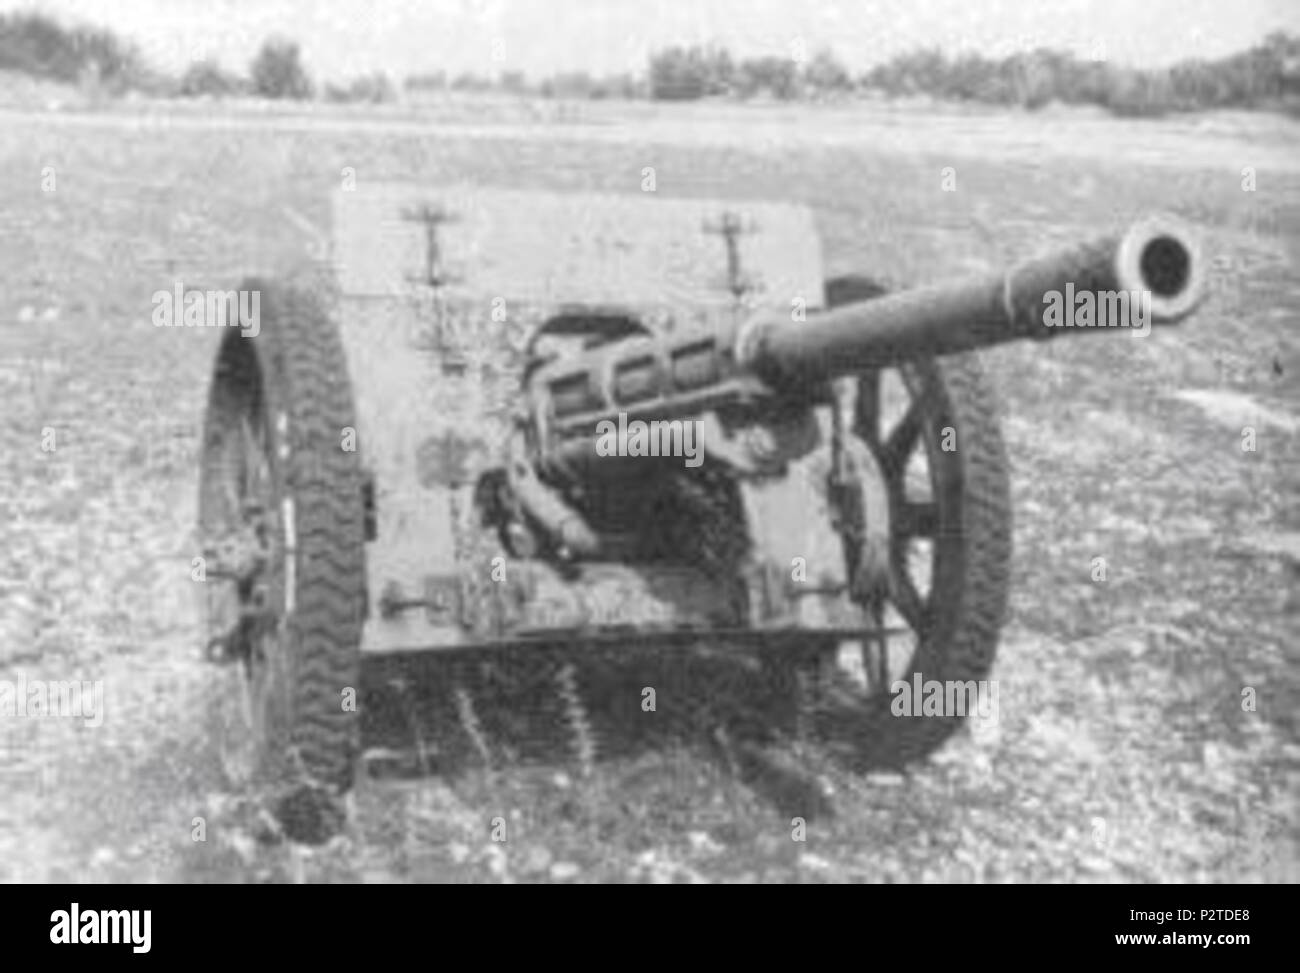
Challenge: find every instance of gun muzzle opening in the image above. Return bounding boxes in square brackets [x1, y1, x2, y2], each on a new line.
[1117, 217, 1204, 323]
[1141, 236, 1190, 298]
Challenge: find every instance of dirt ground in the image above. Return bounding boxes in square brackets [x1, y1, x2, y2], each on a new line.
[0, 93, 1296, 883]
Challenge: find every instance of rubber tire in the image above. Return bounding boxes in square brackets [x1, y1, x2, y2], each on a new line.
[198, 279, 366, 843]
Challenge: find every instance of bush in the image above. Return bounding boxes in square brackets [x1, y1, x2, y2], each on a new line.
[598, 72, 644, 100]
[499, 70, 528, 94]
[737, 56, 800, 99]
[179, 59, 242, 97]
[1103, 68, 1176, 117]
[249, 37, 312, 100]
[324, 72, 395, 104]
[546, 71, 597, 98]
[648, 45, 732, 100]
[0, 12, 141, 84]
[449, 72, 491, 92]
[803, 48, 853, 94]
[404, 71, 446, 91]
[358, 73, 396, 103]
[537, 71, 644, 100]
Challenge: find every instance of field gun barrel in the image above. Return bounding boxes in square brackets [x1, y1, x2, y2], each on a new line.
[739, 216, 1205, 387]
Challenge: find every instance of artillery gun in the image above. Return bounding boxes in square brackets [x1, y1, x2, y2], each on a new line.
[196, 185, 1204, 837]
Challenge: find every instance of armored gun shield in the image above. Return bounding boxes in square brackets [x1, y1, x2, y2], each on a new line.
[328, 185, 831, 652]
[196, 181, 1202, 835]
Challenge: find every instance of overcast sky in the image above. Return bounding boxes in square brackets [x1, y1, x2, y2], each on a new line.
[5, 0, 1296, 79]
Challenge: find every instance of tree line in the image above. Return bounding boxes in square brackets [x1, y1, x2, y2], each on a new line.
[645, 37, 1300, 115]
[2, 12, 1296, 117]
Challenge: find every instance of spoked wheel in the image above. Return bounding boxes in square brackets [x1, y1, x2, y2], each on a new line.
[197, 280, 367, 843]
[202, 397, 282, 787]
[802, 276, 1013, 767]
